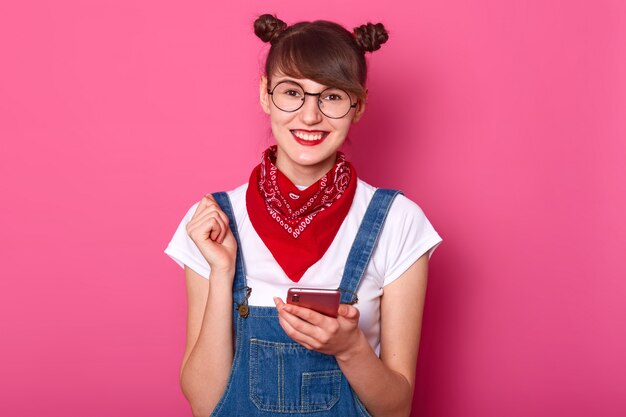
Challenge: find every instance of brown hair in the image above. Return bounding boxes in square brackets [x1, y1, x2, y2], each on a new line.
[254, 14, 389, 101]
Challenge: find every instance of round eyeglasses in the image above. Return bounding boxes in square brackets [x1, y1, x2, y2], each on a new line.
[267, 81, 358, 119]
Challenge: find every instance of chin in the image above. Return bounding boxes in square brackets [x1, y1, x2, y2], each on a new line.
[284, 153, 319, 166]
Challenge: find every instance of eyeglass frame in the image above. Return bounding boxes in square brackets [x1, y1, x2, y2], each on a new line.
[267, 80, 358, 119]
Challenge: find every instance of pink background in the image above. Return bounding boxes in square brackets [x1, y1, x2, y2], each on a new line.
[1, 1, 625, 416]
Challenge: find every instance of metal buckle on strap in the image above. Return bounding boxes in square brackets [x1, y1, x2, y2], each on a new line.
[337, 287, 358, 305]
[237, 286, 252, 318]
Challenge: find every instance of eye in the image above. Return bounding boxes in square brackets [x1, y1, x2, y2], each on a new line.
[274, 82, 304, 99]
[284, 89, 302, 97]
[321, 89, 346, 101]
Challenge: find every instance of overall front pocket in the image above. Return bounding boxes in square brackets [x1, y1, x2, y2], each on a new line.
[249, 338, 342, 413]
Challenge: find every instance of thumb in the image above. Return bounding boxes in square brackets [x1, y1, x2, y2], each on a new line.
[338, 304, 360, 321]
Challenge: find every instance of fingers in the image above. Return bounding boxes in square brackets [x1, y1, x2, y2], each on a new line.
[274, 298, 342, 351]
[274, 297, 319, 345]
[192, 194, 217, 216]
[201, 195, 231, 242]
[187, 210, 226, 243]
[338, 304, 360, 321]
[277, 314, 315, 350]
[276, 309, 321, 350]
[281, 307, 321, 334]
[273, 297, 286, 309]
[197, 210, 228, 242]
[187, 194, 232, 244]
[273, 297, 325, 326]
[192, 195, 230, 225]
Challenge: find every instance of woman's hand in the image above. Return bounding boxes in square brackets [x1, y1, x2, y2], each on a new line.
[186, 194, 237, 275]
[273, 297, 363, 360]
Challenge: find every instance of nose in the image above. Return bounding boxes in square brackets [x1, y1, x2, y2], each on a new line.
[299, 94, 323, 125]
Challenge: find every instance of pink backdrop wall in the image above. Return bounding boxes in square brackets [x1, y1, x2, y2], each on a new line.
[1, 1, 625, 416]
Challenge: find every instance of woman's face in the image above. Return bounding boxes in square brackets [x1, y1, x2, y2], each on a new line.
[260, 73, 366, 179]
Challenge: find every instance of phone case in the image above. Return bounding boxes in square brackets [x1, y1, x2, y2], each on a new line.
[286, 288, 341, 318]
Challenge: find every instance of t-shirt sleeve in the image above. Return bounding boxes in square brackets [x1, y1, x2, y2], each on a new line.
[377, 194, 442, 287]
[163, 201, 211, 279]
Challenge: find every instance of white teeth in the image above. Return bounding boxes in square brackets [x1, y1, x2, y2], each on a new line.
[292, 131, 325, 141]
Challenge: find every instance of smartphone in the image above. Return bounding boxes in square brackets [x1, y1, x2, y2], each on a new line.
[287, 288, 341, 318]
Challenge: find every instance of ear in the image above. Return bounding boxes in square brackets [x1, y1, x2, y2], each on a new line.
[351, 89, 368, 123]
[260, 75, 271, 115]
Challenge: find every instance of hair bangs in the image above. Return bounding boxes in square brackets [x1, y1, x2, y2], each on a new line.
[267, 22, 367, 100]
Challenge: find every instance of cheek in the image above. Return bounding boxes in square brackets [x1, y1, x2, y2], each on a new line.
[330, 120, 352, 136]
[269, 109, 293, 127]
[269, 114, 296, 140]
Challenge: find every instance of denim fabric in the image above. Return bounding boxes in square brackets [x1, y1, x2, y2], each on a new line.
[211, 189, 401, 416]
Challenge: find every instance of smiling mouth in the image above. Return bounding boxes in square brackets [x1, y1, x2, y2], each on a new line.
[290, 130, 329, 145]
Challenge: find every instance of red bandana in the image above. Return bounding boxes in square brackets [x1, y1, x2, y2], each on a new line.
[246, 146, 357, 282]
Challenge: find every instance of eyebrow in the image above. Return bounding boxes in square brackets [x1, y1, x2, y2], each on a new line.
[272, 77, 330, 90]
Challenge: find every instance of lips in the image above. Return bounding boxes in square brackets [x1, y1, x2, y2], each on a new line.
[290, 130, 329, 146]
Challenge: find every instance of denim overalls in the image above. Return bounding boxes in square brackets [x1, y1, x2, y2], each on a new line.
[212, 188, 401, 416]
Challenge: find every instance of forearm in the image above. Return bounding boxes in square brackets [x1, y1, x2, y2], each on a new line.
[336, 332, 413, 417]
[180, 270, 234, 417]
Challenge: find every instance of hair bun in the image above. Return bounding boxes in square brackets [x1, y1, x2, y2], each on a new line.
[353, 22, 389, 52]
[254, 14, 288, 44]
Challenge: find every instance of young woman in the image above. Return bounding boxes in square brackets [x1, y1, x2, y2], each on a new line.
[165, 14, 442, 417]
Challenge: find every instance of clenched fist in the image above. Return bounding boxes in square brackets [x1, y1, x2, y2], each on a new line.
[186, 194, 237, 276]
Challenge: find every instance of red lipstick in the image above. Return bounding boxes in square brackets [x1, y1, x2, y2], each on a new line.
[290, 130, 329, 147]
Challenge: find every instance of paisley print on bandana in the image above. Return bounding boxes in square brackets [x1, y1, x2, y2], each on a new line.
[246, 146, 357, 282]
[258, 148, 351, 238]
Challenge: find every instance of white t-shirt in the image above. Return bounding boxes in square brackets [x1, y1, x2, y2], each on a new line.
[164, 178, 442, 355]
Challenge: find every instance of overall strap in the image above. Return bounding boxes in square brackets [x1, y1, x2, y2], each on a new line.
[338, 188, 403, 304]
[212, 192, 251, 316]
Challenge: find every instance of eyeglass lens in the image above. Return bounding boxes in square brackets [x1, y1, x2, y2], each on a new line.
[270, 81, 353, 119]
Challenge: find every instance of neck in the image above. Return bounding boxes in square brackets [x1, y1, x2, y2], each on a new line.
[274, 149, 337, 188]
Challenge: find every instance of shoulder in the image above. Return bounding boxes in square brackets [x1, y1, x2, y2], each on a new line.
[358, 178, 442, 261]
[356, 179, 442, 284]
[226, 182, 248, 202]
[355, 178, 427, 225]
